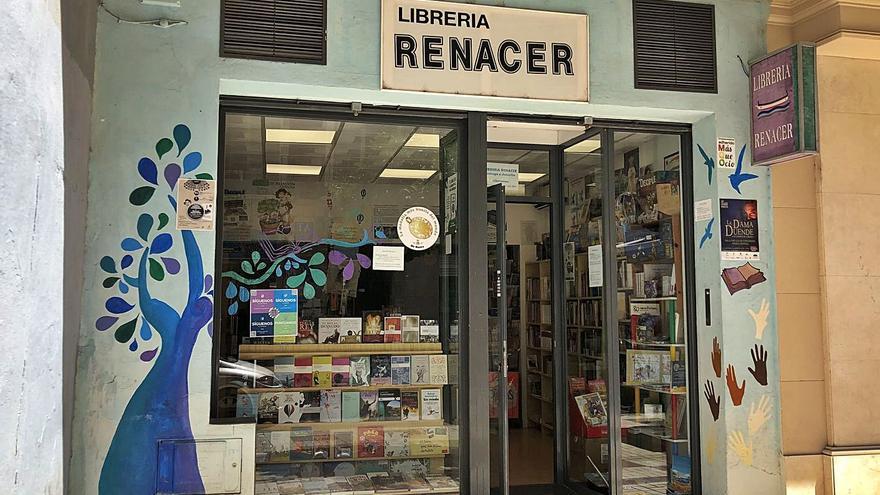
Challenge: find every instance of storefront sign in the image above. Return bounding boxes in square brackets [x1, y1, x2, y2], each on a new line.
[487, 162, 519, 188]
[176, 179, 215, 230]
[249, 289, 298, 342]
[749, 43, 818, 166]
[719, 198, 759, 260]
[397, 206, 440, 250]
[381, 0, 589, 101]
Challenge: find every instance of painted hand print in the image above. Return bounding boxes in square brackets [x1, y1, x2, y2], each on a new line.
[705, 430, 717, 465]
[748, 344, 769, 386]
[728, 144, 759, 194]
[748, 298, 770, 339]
[96, 124, 212, 494]
[726, 364, 746, 406]
[748, 395, 772, 436]
[697, 143, 715, 185]
[728, 430, 754, 466]
[711, 337, 722, 378]
[704, 380, 721, 421]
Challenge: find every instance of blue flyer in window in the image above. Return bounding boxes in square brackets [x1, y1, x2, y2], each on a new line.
[249, 289, 298, 343]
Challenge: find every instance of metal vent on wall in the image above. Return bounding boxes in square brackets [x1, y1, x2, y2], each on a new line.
[221, 0, 326, 64]
[633, 0, 717, 93]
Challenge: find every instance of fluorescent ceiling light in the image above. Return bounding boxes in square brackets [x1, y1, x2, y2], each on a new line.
[380, 168, 437, 180]
[404, 133, 440, 148]
[266, 164, 323, 175]
[519, 172, 546, 183]
[265, 129, 336, 144]
[567, 139, 601, 153]
[140, 0, 180, 6]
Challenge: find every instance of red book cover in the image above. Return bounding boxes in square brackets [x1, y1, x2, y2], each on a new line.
[294, 356, 313, 388]
[630, 315, 638, 344]
[357, 426, 384, 458]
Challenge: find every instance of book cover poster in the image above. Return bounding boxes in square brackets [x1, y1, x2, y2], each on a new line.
[249, 288, 298, 342]
[719, 198, 760, 260]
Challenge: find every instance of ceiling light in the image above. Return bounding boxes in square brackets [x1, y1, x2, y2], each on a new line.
[266, 164, 323, 175]
[567, 139, 601, 153]
[265, 129, 336, 144]
[404, 133, 440, 148]
[140, 0, 180, 6]
[519, 173, 546, 183]
[380, 169, 437, 180]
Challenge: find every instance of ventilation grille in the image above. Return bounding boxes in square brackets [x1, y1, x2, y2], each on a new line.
[221, 0, 326, 64]
[633, 0, 716, 93]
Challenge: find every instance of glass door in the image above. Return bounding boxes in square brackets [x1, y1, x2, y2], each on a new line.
[488, 184, 509, 495]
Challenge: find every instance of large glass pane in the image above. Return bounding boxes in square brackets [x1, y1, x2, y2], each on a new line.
[562, 134, 611, 494]
[611, 132, 689, 495]
[216, 112, 462, 494]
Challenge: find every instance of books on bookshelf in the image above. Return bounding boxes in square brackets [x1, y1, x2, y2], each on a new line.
[420, 389, 442, 420]
[371, 355, 392, 386]
[362, 311, 384, 343]
[384, 316, 402, 343]
[332, 357, 350, 387]
[320, 390, 342, 423]
[401, 315, 420, 343]
[313, 356, 332, 388]
[411, 355, 430, 384]
[357, 426, 384, 458]
[401, 390, 420, 421]
[341, 391, 360, 422]
[429, 355, 448, 384]
[419, 319, 439, 343]
[349, 356, 370, 387]
[294, 357, 312, 388]
[391, 356, 411, 385]
[378, 389, 402, 421]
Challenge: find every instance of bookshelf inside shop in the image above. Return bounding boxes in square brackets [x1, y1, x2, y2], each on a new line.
[488, 244, 522, 423]
[525, 259, 554, 433]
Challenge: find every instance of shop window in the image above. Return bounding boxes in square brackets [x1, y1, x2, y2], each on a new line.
[214, 111, 462, 493]
[632, 0, 717, 93]
[221, 0, 326, 64]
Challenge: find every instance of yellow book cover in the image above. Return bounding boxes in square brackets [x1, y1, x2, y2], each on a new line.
[313, 355, 332, 388]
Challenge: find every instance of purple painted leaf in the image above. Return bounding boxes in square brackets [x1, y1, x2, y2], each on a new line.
[161, 257, 181, 274]
[357, 254, 371, 269]
[164, 163, 181, 190]
[106, 297, 134, 314]
[96, 316, 118, 331]
[150, 233, 173, 254]
[329, 250, 346, 265]
[342, 261, 355, 281]
[121, 238, 143, 251]
[138, 157, 158, 185]
[204, 274, 213, 291]
[140, 347, 159, 362]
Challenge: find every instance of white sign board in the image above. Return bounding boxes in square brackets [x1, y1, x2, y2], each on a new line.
[588, 244, 603, 288]
[373, 246, 406, 271]
[381, 0, 589, 101]
[487, 162, 519, 188]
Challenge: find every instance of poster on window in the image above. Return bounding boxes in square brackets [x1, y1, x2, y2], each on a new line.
[719, 198, 760, 260]
[176, 179, 215, 230]
[249, 289, 298, 343]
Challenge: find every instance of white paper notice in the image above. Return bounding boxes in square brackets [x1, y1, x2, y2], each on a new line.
[176, 179, 215, 231]
[694, 199, 713, 222]
[588, 244, 603, 288]
[373, 246, 405, 271]
[487, 162, 520, 188]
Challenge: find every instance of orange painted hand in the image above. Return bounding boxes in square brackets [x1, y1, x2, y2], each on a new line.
[726, 364, 746, 406]
[711, 337, 722, 378]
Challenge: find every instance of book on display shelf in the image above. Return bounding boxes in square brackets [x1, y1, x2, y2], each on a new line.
[349, 356, 370, 387]
[420, 388, 442, 421]
[332, 356, 351, 387]
[313, 430, 331, 459]
[236, 392, 258, 419]
[326, 476, 354, 495]
[384, 429, 410, 458]
[427, 475, 459, 490]
[294, 357, 313, 388]
[320, 390, 342, 423]
[391, 355, 411, 385]
[341, 391, 361, 422]
[270, 430, 293, 462]
[360, 391, 379, 421]
[301, 478, 330, 495]
[318, 318, 343, 344]
[429, 354, 448, 384]
[410, 426, 450, 456]
[340, 317, 363, 344]
[274, 357, 295, 387]
[401, 315, 420, 343]
[357, 426, 385, 458]
[313, 355, 332, 388]
[383, 316, 402, 343]
[370, 355, 392, 386]
[297, 320, 318, 344]
[378, 389, 402, 421]
[276, 479, 305, 495]
[367, 472, 410, 492]
[255, 481, 280, 495]
[258, 393, 278, 424]
[345, 475, 374, 495]
[411, 355, 430, 385]
[362, 311, 384, 343]
[401, 390, 420, 421]
[332, 430, 354, 460]
[390, 458, 429, 476]
[419, 319, 439, 343]
[277, 392, 301, 424]
[298, 391, 322, 423]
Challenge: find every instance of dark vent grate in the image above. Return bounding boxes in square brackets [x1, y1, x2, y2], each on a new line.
[221, 0, 326, 64]
[633, 0, 716, 93]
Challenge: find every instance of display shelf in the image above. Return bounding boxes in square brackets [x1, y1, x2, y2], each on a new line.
[621, 383, 688, 395]
[256, 419, 446, 431]
[620, 339, 685, 348]
[239, 342, 443, 360]
[257, 453, 448, 465]
[239, 383, 441, 394]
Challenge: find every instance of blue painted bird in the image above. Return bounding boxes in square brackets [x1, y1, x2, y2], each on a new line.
[374, 227, 388, 239]
[728, 145, 758, 194]
[697, 143, 714, 185]
[700, 218, 715, 249]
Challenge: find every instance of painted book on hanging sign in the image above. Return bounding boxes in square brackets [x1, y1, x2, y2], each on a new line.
[320, 390, 342, 423]
[269, 430, 293, 462]
[401, 390, 420, 421]
[391, 355, 411, 385]
[419, 319, 439, 343]
[360, 391, 379, 421]
[384, 430, 410, 458]
[411, 355, 430, 384]
[312, 355, 332, 388]
[378, 389, 402, 421]
[362, 311, 384, 343]
[370, 355, 392, 386]
[401, 315, 420, 343]
[293, 357, 313, 388]
[331, 356, 350, 387]
[341, 391, 361, 422]
[384, 316, 402, 343]
[349, 356, 371, 387]
[357, 426, 385, 458]
[429, 355, 448, 384]
[420, 388, 442, 420]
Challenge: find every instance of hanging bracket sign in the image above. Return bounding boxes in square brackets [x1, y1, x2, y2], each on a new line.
[749, 43, 818, 166]
[381, 0, 589, 101]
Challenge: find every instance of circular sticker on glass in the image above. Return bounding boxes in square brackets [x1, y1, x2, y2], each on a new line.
[397, 206, 440, 251]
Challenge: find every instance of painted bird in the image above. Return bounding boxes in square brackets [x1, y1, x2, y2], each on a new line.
[697, 143, 714, 185]
[728, 145, 758, 194]
[700, 218, 715, 249]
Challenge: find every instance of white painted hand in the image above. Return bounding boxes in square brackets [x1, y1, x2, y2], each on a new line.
[748, 298, 770, 340]
[748, 395, 772, 436]
[728, 430, 754, 466]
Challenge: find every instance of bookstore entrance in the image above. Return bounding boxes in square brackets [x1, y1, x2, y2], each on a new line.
[484, 120, 697, 495]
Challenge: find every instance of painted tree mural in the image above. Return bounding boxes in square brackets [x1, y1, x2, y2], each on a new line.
[95, 124, 214, 494]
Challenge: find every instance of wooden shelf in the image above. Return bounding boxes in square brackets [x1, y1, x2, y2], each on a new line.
[256, 419, 446, 430]
[239, 384, 441, 394]
[257, 453, 447, 465]
[239, 342, 443, 360]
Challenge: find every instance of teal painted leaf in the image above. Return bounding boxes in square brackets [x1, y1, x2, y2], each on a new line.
[100, 256, 116, 273]
[102, 276, 120, 288]
[256, 262, 266, 271]
[139, 318, 152, 340]
[129, 186, 156, 206]
[156, 138, 174, 159]
[303, 282, 315, 299]
[195, 173, 213, 180]
[241, 260, 254, 275]
[238, 286, 250, 302]
[148, 258, 165, 281]
[309, 252, 325, 266]
[137, 214, 154, 241]
[158, 212, 169, 230]
[310, 268, 327, 287]
[225, 281, 237, 299]
[287, 271, 307, 289]
[173, 124, 191, 155]
[251, 251, 260, 264]
[183, 152, 202, 173]
[114, 316, 138, 343]
[228, 300, 239, 316]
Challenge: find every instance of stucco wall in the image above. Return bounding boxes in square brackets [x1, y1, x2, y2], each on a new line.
[0, 0, 65, 493]
[70, 1, 781, 494]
